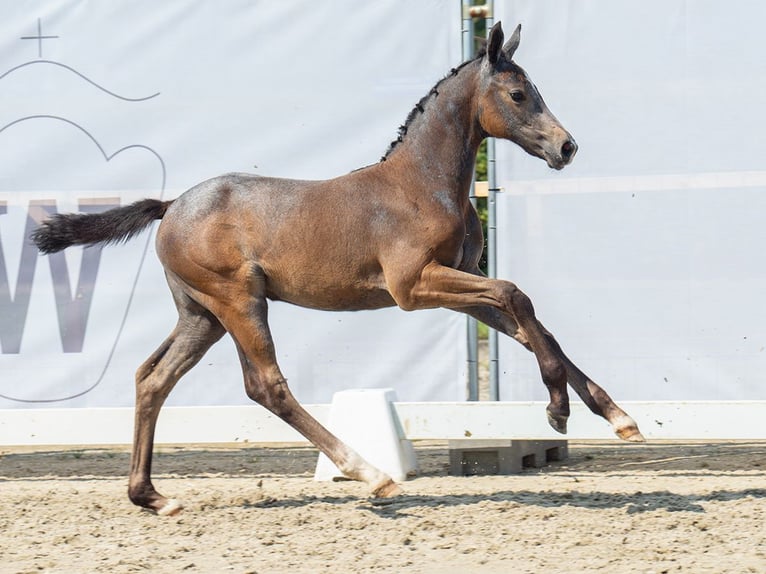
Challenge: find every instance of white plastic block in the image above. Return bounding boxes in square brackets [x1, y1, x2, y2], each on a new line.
[314, 388, 418, 482]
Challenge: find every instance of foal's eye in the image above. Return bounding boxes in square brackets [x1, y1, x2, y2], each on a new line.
[510, 91, 525, 103]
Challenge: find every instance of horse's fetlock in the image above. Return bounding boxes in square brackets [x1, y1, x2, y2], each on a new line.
[128, 481, 154, 507]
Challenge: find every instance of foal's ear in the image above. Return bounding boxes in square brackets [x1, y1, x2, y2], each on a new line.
[486, 21, 504, 65]
[502, 24, 522, 61]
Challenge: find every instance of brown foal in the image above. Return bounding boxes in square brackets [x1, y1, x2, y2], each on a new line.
[32, 23, 644, 515]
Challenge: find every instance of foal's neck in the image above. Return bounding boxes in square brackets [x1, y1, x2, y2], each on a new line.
[382, 60, 484, 199]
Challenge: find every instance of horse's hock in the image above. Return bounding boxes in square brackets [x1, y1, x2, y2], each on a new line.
[448, 439, 569, 476]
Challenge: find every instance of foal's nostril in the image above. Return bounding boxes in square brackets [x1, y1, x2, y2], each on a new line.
[561, 140, 576, 160]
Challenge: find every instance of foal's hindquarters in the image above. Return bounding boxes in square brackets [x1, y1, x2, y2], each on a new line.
[127, 184, 403, 515]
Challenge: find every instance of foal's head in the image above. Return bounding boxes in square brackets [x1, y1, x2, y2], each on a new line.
[478, 22, 577, 170]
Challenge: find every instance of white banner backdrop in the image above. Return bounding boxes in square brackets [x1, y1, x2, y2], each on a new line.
[0, 1, 466, 409]
[494, 1, 766, 401]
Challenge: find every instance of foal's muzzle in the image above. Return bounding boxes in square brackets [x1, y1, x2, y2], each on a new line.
[561, 139, 577, 162]
[548, 137, 578, 170]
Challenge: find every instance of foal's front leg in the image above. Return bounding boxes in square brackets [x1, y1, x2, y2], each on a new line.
[465, 304, 644, 442]
[392, 262, 571, 431]
[463, 305, 570, 432]
[391, 262, 644, 441]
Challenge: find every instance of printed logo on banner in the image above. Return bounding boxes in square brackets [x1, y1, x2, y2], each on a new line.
[0, 18, 166, 403]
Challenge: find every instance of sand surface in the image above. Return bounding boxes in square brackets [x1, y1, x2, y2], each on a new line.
[1, 440, 764, 574]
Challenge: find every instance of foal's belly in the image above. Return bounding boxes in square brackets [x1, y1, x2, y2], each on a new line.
[266, 281, 397, 312]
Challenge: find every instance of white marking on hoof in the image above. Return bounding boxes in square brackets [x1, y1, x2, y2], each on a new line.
[613, 414, 646, 443]
[622, 431, 646, 443]
[371, 479, 403, 499]
[157, 499, 183, 517]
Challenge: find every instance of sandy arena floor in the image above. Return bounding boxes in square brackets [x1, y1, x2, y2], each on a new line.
[1, 440, 764, 574]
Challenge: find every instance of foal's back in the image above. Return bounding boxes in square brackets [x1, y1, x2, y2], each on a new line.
[155, 169, 412, 311]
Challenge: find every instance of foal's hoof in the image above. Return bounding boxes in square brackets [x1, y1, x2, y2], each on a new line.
[546, 409, 568, 435]
[157, 498, 184, 517]
[371, 479, 403, 499]
[616, 426, 646, 443]
[613, 416, 646, 443]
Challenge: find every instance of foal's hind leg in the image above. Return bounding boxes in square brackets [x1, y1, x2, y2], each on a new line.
[211, 292, 401, 498]
[128, 287, 225, 515]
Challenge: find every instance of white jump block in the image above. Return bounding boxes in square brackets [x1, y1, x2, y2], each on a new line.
[314, 388, 418, 482]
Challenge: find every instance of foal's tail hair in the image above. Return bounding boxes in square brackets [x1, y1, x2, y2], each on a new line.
[31, 198, 174, 254]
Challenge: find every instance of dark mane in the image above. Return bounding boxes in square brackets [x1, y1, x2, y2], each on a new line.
[380, 48, 485, 162]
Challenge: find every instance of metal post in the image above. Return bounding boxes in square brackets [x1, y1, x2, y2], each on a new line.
[483, 2, 500, 402]
[462, 0, 479, 401]
[487, 137, 500, 401]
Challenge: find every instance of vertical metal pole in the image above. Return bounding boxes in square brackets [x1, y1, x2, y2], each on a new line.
[484, 2, 500, 402]
[462, 0, 479, 401]
[487, 138, 500, 402]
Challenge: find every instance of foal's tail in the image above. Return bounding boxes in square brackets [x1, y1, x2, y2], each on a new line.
[31, 198, 174, 254]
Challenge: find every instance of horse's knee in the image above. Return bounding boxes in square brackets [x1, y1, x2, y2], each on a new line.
[540, 356, 567, 388]
[502, 283, 536, 319]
